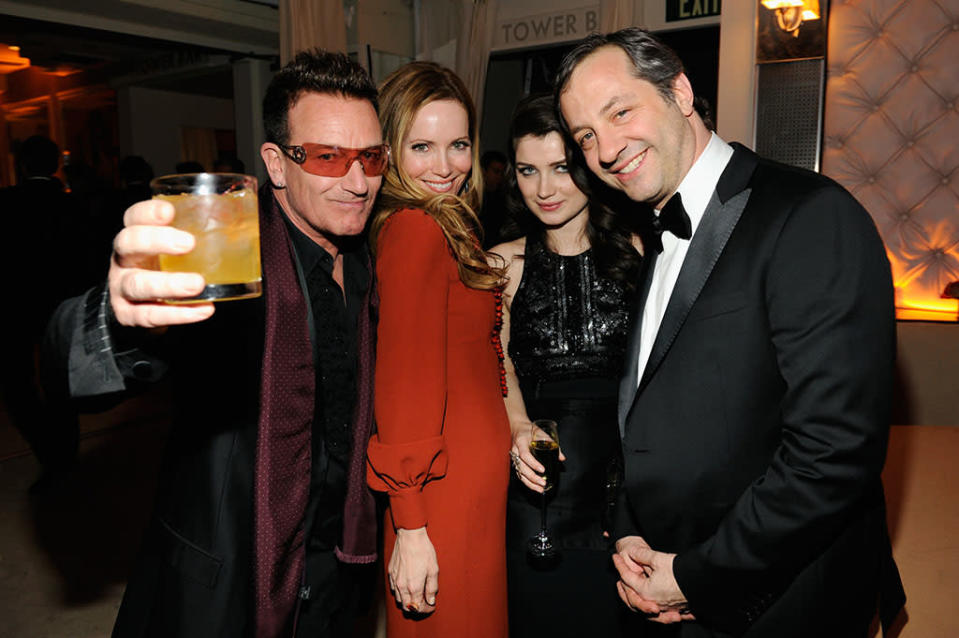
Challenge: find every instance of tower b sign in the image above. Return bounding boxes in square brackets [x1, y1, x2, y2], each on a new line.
[494, 7, 600, 50]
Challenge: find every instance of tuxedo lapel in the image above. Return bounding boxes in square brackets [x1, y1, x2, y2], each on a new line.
[636, 188, 750, 393]
[619, 249, 658, 435]
[630, 145, 760, 410]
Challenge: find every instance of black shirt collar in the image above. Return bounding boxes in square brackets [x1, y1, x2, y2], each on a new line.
[280, 209, 369, 289]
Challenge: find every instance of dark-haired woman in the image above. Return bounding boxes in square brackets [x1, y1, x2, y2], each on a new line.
[490, 94, 642, 638]
[366, 61, 510, 637]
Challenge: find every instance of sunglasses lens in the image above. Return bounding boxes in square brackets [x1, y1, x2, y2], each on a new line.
[299, 145, 388, 177]
[359, 147, 388, 176]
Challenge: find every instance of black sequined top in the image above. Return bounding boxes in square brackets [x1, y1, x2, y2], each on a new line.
[508, 234, 631, 386]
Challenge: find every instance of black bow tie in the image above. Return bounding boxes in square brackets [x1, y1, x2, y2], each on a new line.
[648, 192, 692, 254]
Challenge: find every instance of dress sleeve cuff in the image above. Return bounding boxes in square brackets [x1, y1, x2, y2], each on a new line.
[366, 434, 449, 529]
[388, 488, 429, 530]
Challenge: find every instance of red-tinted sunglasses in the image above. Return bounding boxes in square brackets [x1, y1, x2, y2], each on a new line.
[278, 143, 390, 177]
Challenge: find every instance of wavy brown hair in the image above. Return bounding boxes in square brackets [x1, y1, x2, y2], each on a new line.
[370, 61, 504, 290]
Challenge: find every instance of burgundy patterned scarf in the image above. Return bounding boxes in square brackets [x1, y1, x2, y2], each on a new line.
[253, 186, 377, 638]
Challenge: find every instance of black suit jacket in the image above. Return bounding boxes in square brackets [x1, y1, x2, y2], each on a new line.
[615, 144, 904, 637]
[42, 195, 377, 638]
[44, 286, 264, 638]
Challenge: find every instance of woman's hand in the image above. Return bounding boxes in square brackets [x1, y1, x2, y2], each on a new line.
[388, 527, 438, 615]
[509, 421, 566, 493]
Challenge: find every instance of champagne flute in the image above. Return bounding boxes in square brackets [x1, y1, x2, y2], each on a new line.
[527, 419, 559, 559]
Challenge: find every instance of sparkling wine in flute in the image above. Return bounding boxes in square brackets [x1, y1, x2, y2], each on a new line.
[530, 438, 559, 491]
[527, 419, 559, 559]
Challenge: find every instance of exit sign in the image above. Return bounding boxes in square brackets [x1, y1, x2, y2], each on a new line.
[666, 0, 721, 21]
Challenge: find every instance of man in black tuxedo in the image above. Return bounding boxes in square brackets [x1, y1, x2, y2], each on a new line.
[555, 28, 904, 636]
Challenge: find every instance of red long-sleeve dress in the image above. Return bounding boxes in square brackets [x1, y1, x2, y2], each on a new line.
[367, 209, 510, 637]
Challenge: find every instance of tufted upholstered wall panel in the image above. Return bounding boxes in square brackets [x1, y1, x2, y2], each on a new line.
[822, 0, 959, 320]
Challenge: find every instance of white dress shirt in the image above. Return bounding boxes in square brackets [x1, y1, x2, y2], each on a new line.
[635, 133, 734, 385]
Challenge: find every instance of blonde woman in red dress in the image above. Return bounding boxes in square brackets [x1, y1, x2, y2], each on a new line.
[366, 61, 510, 637]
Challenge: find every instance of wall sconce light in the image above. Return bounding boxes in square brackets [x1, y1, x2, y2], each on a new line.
[761, 0, 821, 37]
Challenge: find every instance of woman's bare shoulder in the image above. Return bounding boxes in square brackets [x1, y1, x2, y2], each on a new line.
[488, 237, 526, 265]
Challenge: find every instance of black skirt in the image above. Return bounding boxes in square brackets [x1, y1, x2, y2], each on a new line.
[506, 377, 632, 638]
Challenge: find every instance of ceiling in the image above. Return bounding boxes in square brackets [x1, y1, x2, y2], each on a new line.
[0, 14, 272, 100]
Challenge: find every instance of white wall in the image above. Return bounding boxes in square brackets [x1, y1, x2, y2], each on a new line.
[233, 59, 273, 187]
[715, 0, 755, 146]
[118, 87, 235, 177]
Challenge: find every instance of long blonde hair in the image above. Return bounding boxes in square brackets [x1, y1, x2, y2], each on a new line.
[371, 61, 504, 290]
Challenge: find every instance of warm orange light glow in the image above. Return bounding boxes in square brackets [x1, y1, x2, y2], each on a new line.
[46, 68, 82, 77]
[0, 43, 30, 73]
[761, 0, 804, 8]
[761, 0, 819, 15]
[887, 220, 959, 322]
[761, 0, 820, 36]
[895, 304, 958, 322]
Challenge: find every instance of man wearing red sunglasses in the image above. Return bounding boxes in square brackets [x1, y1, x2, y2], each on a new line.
[44, 50, 385, 638]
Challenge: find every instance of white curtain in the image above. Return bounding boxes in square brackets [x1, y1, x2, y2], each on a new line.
[416, 0, 461, 69]
[417, 0, 498, 119]
[455, 0, 498, 119]
[600, 0, 635, 32]
[280, 0, 348, 63]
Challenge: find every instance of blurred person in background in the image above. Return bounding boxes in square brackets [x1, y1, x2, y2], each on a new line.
[479, 149, 510, 247]
[213, 155, 246, 174]
[0, 135, 89, 491]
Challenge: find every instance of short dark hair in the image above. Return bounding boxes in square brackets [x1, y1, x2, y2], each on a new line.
[556, 28, 683, 103]
[480, 150, 507, 170]
[262, 49, 377, 146]
[553, 28, 714, 132]
[18, 135, 59, 177]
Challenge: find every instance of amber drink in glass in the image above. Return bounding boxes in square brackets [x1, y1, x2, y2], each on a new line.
[152, 173, 261, 302]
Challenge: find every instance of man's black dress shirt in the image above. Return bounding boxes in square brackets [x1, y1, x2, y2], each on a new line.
[285, 220, 369, 551]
